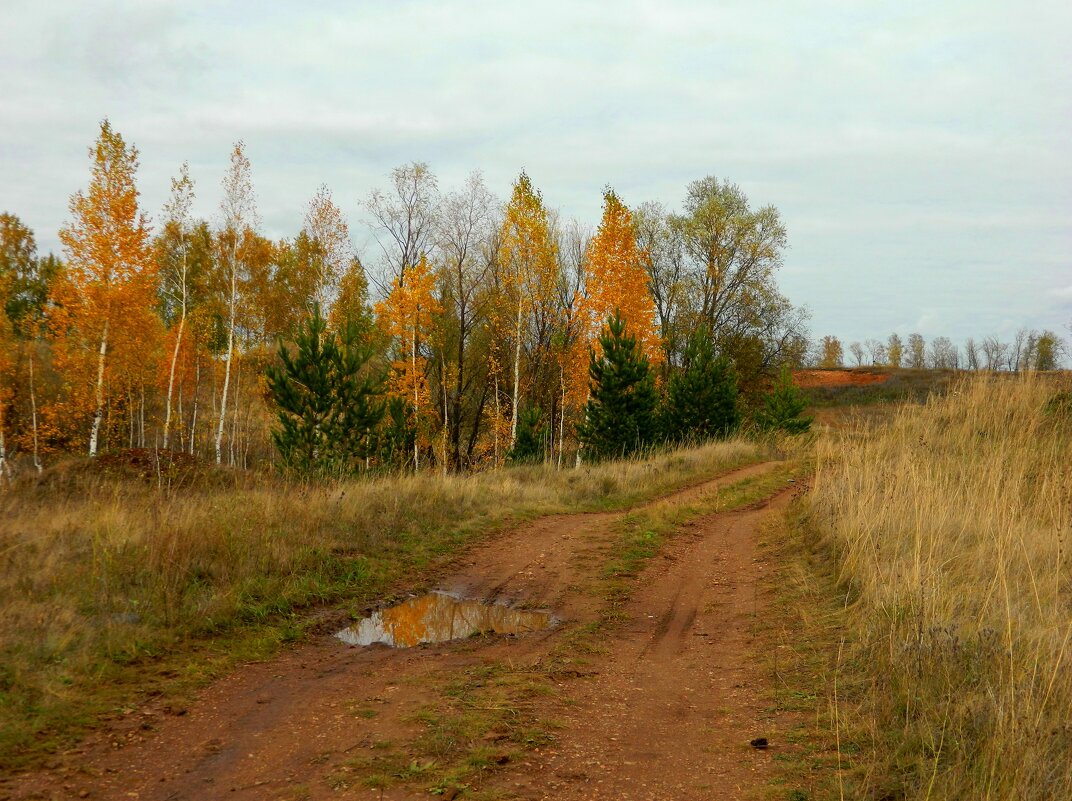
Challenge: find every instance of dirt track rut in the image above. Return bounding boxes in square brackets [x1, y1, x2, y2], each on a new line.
[5, 461, 792, 801]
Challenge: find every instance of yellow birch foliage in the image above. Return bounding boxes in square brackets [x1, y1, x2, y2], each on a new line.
[567, 189, 661, 408]
[50, 120, 159, 447]
[498, 173, 559, 310]
[329, 257, 372, 338]
[497, 172, 558, 441]
[375, 254, 441, 443]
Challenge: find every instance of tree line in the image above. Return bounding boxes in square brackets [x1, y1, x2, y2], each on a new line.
[814, 330, 1066, 372]
[1, 119, 813, 476]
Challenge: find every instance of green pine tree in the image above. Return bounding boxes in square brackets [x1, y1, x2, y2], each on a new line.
[661, 329, 740, 442]
[578, 309, 659, 460]
[508, 406, 546, 464]
[266, 305, 384, 474]
[754, 364, 812, 435]
[377, 396, 417, 469]
[329, 319, 386, 470]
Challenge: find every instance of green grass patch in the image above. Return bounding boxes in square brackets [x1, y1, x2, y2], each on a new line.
[753, 497, 848, 801]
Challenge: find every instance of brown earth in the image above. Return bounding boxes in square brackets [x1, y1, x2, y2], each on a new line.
[793, 369, 891, 388]
[3, 462, 797, 801]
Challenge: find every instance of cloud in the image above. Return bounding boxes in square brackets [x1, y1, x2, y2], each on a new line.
[0, 0, 1069, 345]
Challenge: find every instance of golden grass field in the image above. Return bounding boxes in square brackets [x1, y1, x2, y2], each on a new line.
[808, 373, 1072, 800]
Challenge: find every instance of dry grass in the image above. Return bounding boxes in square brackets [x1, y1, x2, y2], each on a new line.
[809, 373, 1072, 800]
[0, 438, 766, 768]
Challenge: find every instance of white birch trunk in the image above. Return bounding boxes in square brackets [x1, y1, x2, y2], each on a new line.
[510, 297, 523, 448]
[128, 391, 134, 449]
[29, 347, 42, 473]
[411, 327, 419, 470]
[441, 366, 448, 478]
[189, 356, 200, 456]
[0, 408, 8, 484]
[177, 386, 185, 452]
[88, 320, 109, 457]
[163, 315, 185, 450]
[229, 354, 241, 467]
[575, 390, 589, 469]
[493, 371, 500, 467]
[215, 266, 237, 466]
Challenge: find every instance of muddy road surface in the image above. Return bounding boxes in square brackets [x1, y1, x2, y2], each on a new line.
[5, 461, 796, 801]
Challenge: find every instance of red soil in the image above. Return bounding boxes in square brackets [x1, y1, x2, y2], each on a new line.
[792, 369, 892, 388]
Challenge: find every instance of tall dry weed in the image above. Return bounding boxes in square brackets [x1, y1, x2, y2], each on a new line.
[810, 374, 1072, 800]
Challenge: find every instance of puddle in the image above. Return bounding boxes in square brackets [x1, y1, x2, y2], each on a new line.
[335, 592, 554, 648]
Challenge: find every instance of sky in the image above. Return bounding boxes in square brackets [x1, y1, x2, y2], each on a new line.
[1, 0, 1069, 347]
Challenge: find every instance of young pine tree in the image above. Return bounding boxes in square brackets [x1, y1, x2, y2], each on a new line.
[507, 406, 546, 464]
[577, 310, 659, 460]
[662, 330, 740, 442]
[377, 396, 417, 469]
[266, 305, 383, 474]
[754, 364, 812, 435]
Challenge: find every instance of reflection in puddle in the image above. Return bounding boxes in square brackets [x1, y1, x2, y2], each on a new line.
[335, 592, 554, 648]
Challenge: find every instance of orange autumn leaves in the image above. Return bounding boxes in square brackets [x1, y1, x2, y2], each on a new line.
[51, 120, 160, 455]
[33, 122, 665, 464]
[375, 255, 441, 463]
[374, 182, 663, 446]
[372, 182, 663, 462]
[566, 189, 662, 410]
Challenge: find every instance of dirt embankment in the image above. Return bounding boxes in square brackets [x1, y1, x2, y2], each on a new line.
[792, 369, 892, 388]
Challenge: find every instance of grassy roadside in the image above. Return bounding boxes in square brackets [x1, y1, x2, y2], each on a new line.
[759, 373, 1072, 801]
[755, 498, 846, 801]
[0, 439, 769, 771]
[328, 461, 802, 799]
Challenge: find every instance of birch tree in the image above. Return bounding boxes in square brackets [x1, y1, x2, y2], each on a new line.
[366, 162, 439, 287]
[54, 120, 155, 456]
[375, 254, 441, 469]
[981, 336, 1009, 371]
[214, 141, 258, 466]
[497, 172, 557, 447]
[865, 338, 887, 366]
[158, 163, 195, 450]
[929, 336, 959, 369]
[964, 337, 980, 370]
[818, 335, 843, 368]
[886, 333, 903, 368]
[635, 201, 685, 367]
[907, 333, 926, 368]
[302, 184, 351, 312]
[436, 171, 496, 470]
[1035, 331, 1063, 370]
[579, 190, 661, 363]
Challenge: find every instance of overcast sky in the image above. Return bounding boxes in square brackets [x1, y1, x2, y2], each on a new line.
[1, 0, 1069, 346]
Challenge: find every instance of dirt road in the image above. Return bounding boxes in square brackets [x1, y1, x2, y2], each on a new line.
[5, 462, 794, 801]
